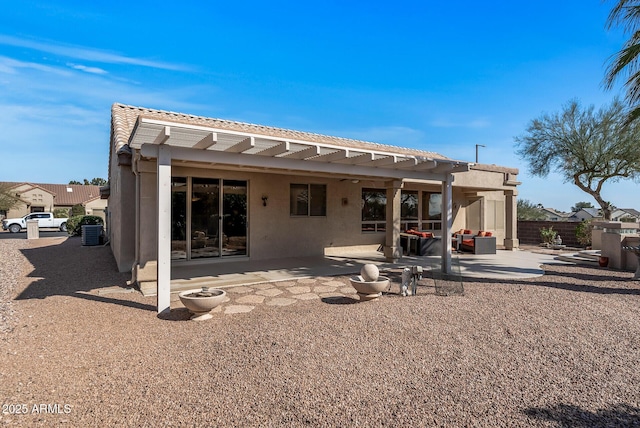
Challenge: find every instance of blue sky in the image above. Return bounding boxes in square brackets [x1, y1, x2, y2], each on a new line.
[0, 0, 637, 212]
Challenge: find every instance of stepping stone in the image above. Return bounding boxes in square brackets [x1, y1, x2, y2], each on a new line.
[313, 285, 338, 293]
[292, 293, 320, 300]
[252, 283, 275, 290]
[274, 281, 296, 287]
[236, 295, 265, 304]
[288, 286, 311, 294]
[297, 278, 317, 284]
[224, 305, 255, 314]
[266, 298, 297, 306]
[256, 288, 283, 297]
[340, 287, 357, 294]
[322, 280, 345, 287]
[225, 286, 254, 294]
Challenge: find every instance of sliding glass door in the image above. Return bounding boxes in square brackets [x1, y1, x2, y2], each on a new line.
[171, 177, 247, 261]
[171, 177, 188, 260]
[191, 178, 221, 259]
[222, 180, 247, 256]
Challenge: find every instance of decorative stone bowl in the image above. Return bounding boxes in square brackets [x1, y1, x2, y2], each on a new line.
[360, 264, 380, 282]
[178, 287, 227, 321]
[350, 265, 390, 301]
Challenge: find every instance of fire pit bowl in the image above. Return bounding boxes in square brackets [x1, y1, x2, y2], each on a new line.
[178, 287, 227, 321]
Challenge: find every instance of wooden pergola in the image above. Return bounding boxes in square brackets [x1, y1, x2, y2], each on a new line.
[127, 117, 471, 314]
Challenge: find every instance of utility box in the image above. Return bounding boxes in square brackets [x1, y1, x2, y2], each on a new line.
[26, 220, 39, 240]
[81, 225, 102, 246]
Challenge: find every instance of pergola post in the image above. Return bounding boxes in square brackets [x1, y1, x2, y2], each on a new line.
[157, 144, 172, 315]
[504, 189, 519, 250]
[441, 174, 453, 274]
[384, 180, 403, 262]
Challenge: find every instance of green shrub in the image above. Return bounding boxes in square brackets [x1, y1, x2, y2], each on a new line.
[70, 204, 86, 217]
[67, 215, 104, 236]
[53, 208, 69, 218]
[575, 220, 593, 247]
[539, 226, 557, 245]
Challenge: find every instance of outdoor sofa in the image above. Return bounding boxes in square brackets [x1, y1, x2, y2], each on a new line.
[458, 230, 496, 255]
[401, 230, 442, 256]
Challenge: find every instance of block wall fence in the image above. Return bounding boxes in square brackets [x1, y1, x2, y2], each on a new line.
[517, 221, 581, 248]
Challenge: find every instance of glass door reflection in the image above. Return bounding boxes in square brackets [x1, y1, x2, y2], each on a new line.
[191, 178, 220, 259]
[222, 181, 247, 256]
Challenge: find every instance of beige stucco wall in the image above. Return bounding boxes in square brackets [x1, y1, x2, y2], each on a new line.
[107, 149, 136, 272]
[134, 164, 388, 269]
[131, 163, 514, 265]
[85, 198, 108, 220]
[109, 157, 518, 291]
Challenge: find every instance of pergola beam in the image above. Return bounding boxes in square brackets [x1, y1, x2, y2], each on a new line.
[225, 136, 255, 153]
[192, 132, 217, 150]
[153, 126, 170, 145]
[256, 141, 290, 157]
[283, 145, 321, 159]
[309, 149, 348, 162]
[368, 155, 398, 167]
[334, 152, 375, 165]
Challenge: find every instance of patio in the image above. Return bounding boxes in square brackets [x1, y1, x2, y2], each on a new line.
[168, 249, 573, 295]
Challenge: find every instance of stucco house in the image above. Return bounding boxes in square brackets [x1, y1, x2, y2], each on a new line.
[1, 182, 107, 220]
[611, 208, 640, 222]
[539, 207, 571, 221]
[569, 207, 602, 222]
[106, 103, 521, 313]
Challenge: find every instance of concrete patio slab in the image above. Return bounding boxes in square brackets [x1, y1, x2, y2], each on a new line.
[160, 249, 573, 296]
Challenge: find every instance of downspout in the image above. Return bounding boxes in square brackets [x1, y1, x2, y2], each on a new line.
[131, 150, 141, 284]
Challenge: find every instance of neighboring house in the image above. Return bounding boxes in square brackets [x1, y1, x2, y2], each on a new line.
[106, 103, 521, 312]
[0, 182, 107, 221]
[539, 207, 571, 221]
[611, 208, 640, 222]
[569, 207, 602, 222]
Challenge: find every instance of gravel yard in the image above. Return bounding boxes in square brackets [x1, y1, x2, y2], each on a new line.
[1, 237, 639, 427]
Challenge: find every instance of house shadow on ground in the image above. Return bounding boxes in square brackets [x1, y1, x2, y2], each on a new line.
[15, 237, 155, 312]
[524, 402, 640, 427]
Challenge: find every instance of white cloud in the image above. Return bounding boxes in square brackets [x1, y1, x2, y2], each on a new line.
[0, 34, 190, 71]
[0, 55, 71, 76]
[67, 63, 108, 75]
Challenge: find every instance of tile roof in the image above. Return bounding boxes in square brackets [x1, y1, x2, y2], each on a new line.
[2, 182, 101, 206]
[618, 208, 640, 217]
[111, 103, 449, 160]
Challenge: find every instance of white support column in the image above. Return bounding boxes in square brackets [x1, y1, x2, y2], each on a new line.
[441, 174, 453, 274]
[384, 180, 403, 262]
[504, 189, 519, 250]
[157, 145, 172, 315]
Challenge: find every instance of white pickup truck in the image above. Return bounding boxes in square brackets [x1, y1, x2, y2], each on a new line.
[2, 212, 68, 233]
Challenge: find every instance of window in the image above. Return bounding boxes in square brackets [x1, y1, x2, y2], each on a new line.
[362, 188, 386, 232]
[421, 193, 442, 230]
[486, 199, 505, 231]
[401, 191, 418, 231]
[290, 184, 326, 216]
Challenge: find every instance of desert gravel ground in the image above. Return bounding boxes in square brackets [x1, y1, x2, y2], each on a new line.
[1, 236, 640, 427]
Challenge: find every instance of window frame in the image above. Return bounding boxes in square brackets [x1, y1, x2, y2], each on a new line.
[289, 183, 327, 217]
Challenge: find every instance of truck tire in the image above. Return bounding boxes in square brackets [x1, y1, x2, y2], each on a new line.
[59, 222, 67, 232]
[8, 224, 21, 233]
